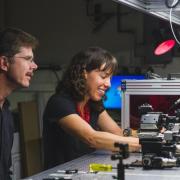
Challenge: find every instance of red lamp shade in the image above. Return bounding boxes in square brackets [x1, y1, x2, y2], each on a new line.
[154, 39, 175, 55]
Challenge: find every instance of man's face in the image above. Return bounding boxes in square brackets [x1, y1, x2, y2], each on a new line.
[6, 46, 38, 88]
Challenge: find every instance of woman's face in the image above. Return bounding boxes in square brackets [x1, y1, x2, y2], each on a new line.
[85, 64, 112, 101]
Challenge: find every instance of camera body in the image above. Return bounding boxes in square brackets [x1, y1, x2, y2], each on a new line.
[138, 104, 180, 169]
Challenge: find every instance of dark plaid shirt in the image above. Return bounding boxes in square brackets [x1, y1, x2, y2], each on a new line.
[0, 100, 14, 180]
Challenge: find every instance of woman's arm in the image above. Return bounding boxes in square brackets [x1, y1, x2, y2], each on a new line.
[58, 113, 140, 152]
[97, 110, 123, 135]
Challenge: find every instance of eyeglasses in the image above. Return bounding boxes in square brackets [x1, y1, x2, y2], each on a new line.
[13, 56, 35, 63]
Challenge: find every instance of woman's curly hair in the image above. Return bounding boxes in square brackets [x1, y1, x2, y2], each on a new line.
[56, 47, 118, 103]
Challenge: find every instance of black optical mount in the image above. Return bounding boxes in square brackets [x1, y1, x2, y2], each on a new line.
[111, 143, 129, 180]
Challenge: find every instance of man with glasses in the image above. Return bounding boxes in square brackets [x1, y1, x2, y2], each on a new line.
[0, 27, 38, 179]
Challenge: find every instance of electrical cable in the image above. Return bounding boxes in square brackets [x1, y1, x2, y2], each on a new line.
[169, 0, 180, 45]
[165, 0, 180, 8]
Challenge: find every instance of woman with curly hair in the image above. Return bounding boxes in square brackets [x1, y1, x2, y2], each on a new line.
[43, 47, 140, 169]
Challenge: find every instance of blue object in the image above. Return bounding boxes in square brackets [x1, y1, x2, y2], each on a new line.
[103, 75, 145, 109]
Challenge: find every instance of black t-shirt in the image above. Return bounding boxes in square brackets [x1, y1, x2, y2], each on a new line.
[43, 92, 103, 169]
[0, 100, 14, 180]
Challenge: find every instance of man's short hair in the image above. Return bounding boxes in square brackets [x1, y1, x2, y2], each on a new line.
[0, 27, 38, 57]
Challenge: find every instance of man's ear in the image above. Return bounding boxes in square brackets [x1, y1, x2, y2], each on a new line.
[0, 56, 9, 71]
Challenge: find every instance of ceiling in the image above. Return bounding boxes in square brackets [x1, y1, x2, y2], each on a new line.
[113, 0, 180, 25]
